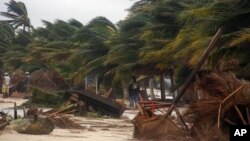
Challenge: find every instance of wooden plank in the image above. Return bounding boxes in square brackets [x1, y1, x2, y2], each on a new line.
[66, 90, 125, 117]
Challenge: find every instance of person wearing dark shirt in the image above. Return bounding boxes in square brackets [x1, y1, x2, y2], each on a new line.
[128, 76, 140, 109]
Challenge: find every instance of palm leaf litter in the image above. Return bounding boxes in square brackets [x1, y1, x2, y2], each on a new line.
[185, 72, 250, 141]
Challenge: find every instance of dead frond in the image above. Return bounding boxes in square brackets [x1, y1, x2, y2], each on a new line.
[186, 72, 250, 140]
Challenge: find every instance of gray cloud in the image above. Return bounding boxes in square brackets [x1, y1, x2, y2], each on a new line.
[0, 0, 135, 27]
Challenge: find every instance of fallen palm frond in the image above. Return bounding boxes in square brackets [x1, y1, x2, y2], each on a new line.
[186, 72, 250, 141]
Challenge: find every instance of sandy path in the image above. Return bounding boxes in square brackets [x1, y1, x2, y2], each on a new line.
[0, 97, 28, 109]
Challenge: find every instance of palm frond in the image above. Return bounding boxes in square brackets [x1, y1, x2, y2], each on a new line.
[0, 12, 18, 19]
[230, 28, 250, 47]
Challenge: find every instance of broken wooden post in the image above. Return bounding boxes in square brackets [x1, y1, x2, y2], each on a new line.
[14, 102, 17, 119]
[166, 28, 223, 117]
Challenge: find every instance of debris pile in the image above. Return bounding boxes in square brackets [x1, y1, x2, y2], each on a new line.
[186, 72, 250, 141]
[30, 69, 69, 91]
[0, 89, 126, 134]
[0, 112, 10, 130]
[10, 117, 55, 135]
[132, 72, 250, 140]
[0, 105, 82, 135]
[133, 101, 187, 140]
[61, 91, 125, 117]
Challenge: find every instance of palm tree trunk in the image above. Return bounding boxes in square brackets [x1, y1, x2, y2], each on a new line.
[121, 79, 129, 99]
[169, 68, 175, 99]
[160, 74, 166, 101]
[85, 76, 88, 90]
[149, 77, 155, 100]
[95, 75, 98, 95]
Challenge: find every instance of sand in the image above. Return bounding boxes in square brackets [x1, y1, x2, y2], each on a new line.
[0, 96, 138, 141]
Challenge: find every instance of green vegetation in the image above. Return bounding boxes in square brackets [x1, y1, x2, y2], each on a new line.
[30, 87, 63, 107]
[1, 0, 250, 98]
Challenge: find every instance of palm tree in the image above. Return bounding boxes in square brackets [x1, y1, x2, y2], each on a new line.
[175, 0, 250, 79]
[69, 16, 118, 86]
[105, 0, 186, 99]
[0, 22, 14, 75]
[25, 17, 118, 90]
[25, 19, 81, 73]
[0, 22, 14, 51]
[0, 0, 32, 32]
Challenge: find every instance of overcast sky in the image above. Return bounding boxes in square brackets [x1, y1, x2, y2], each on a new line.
[0, 0, 135, 27]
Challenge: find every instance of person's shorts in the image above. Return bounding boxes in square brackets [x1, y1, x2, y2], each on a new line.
[2, 85, 9, 94]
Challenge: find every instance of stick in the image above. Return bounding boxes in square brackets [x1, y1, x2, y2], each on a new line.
[50, 104, 75, 116]
[166, 28, 223, 117]
[138, 101, 169, 105]
[246, 107, 250, 124]
[143, 104, 171, 107]
[143, 105, 170, 110]
[174, 107, 189, 131]
[234, 105, 247, 125]
[217, 103, 222, 128]
[224, 118, 237, 125]
[221, 85, 246, 104]
[136, 103, 145, 116]
[218, 85, 246, 128]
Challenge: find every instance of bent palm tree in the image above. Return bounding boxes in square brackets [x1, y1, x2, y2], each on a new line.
[0, 0, 32, 32]
[0, 22, 14, 50]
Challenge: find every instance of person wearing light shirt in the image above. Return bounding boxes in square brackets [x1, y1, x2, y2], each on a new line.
[2, 72, 10, 98]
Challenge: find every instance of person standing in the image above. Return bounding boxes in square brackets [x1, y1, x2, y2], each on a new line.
[2, 72, 10, 98]
[128, 76, 140, 109]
